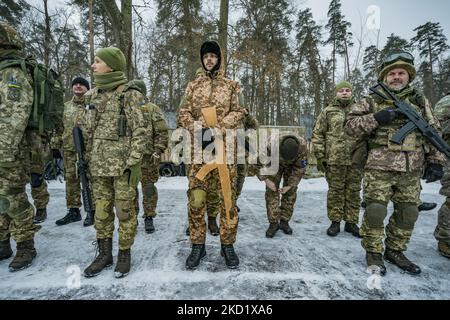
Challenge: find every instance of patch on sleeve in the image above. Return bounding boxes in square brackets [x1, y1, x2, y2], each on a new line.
[6, 74, 22, 101]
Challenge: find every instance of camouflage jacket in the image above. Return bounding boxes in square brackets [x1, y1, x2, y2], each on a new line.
[345, 87, 446, 172]
[0, 64, 33, 163]
[142, 101, 169, 155]
[312, 99, 362, 166]
[434, 94, 450, 142]
[257, 135, 308, 187]
[177, 71, 246, 132]
[51, 95, 89, 152]
[85, 86, 147, 177]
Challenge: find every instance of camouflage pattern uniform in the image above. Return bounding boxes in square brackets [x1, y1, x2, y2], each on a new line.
[86, 86, 147, 250]
[140, 102, 168, 218]
[345, 88, 446, 254]
[258, 135, 308, 224]
[433, 93, 450, 256]
[178, 66, 245, 246]
[28, 131, 50, 211]
[0, 24, 41, 251]
[312, 98, 363, 225]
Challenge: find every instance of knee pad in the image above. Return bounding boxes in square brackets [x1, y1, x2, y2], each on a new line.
[0, 196, 10, 213]
[394, 202, 419, 230]
[143, 183, 157, 198]
[189, 189, 206, 209]
[116, 200, 131, 221]
[95, 199, 111, 221]
[366, 201, 388, 228]
[30, 173, 43, 188]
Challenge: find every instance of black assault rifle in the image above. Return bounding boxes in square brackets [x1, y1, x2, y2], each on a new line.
[73, 126, 94, 222]
[369, 82, 450, 159]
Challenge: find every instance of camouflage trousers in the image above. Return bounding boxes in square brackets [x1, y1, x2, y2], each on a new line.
[435, 160, 450, 244]
[29, 131, 50, 210]
[361, 169, 421, 254]
[0, 143, 41, 243]
[63, 150, 82, 209]
[265, 170, 300, 224]
[92, 172, 138, 250]
[325, 165, 362, 224]
[187, 164, 239, 245]
[140, 154, 159, 218]
[236, 163, 247, 200]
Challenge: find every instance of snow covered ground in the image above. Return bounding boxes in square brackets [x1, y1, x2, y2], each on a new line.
[0, 177, 449, 300]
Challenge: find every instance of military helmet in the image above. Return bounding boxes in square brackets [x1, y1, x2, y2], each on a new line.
[0, 22, 23, 50]
[378, 51, 416, 81]
[128, 79, 147, 96]
[434, 94, 450, 121]
[279, 136, 300, 161]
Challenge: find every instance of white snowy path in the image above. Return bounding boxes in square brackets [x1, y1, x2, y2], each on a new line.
[0, 177, 449, 300]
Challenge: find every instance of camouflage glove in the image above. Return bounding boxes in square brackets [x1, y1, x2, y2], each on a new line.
[124, 163, 142, 187]
[316, 158, 327, 173]
[423, 163, 444, 183]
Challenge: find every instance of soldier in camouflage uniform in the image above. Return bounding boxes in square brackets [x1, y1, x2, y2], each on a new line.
[433, 92, 450, 258]
[258, 135, 308, 238]
[29, 131, 51, 224]
[0, 22, 41, 271]
[53, 77, 94, 227]
[82, 47, 147, 279]
[345, 52, 446, 275]
[128, 79, 169, 234]
[312, 81, 363, 238]
[178, 40, 246, 269]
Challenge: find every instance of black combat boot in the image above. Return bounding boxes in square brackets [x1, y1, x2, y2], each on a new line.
[384, 248, 421, 275]
[84, 238, 113, 277]
[279, 220, 293, 235]
[185, 226, 190, 236]
[438, 241, 450, 259]
[56, 208, 82, 226]
[344, 222, 362, 238]
[366, 252, 386, 276]
[9, 239, 37, 272]
[33, 208, 47, 224]
[326, 221, 341, 236]
[418, 202, 437, 212]
[83, 211, 94, 227]
[265, 222, 279, 238]
[185, 244, 206, 270]
[114, 249, 131, 278]
[208, 217, 219, 236]
[221, 244, 239, 269]
[361, 201, 367, 208]
[0, 239, 13, 261]
[144, 217, 155, 234]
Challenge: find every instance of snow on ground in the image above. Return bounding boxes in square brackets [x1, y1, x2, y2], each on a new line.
[0, 177, 449, 300]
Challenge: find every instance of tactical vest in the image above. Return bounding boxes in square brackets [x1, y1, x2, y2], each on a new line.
[368, 90, 426, 152]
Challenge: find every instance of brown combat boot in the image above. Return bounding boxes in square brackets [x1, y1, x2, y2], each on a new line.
[326, 221, 340, 236]
[208, 217, 219, 236]
[265, 222, 279, 238]
[366, 252, 386, 276]
[344, 222, 362, 238]
[9, 239, 37, 272]
[279, 220, 293, 235]
[33, 208, 47, 224]
[384, 248, 421, 275]
[83, 238, 113, 278]
[438, 240, 450, 259]
[0, 239, 13, 261]
[114, 249, 131, 278]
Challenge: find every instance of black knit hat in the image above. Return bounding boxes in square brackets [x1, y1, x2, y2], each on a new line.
[200, 40, 221, 73]
[71, 77, 90, 90]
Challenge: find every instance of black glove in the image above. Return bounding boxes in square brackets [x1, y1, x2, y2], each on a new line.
[201, 128, 215, 150]
[52, 149, 62, 160]
[423, 163, 444, 183]
[373, 108, 398, 126]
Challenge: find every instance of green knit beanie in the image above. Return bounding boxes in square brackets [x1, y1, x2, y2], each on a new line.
[335, 81, 353, 93]
[95, 46, 127, 72]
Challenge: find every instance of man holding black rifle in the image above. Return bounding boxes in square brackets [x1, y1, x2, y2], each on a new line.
[345, 52, 446, 275]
